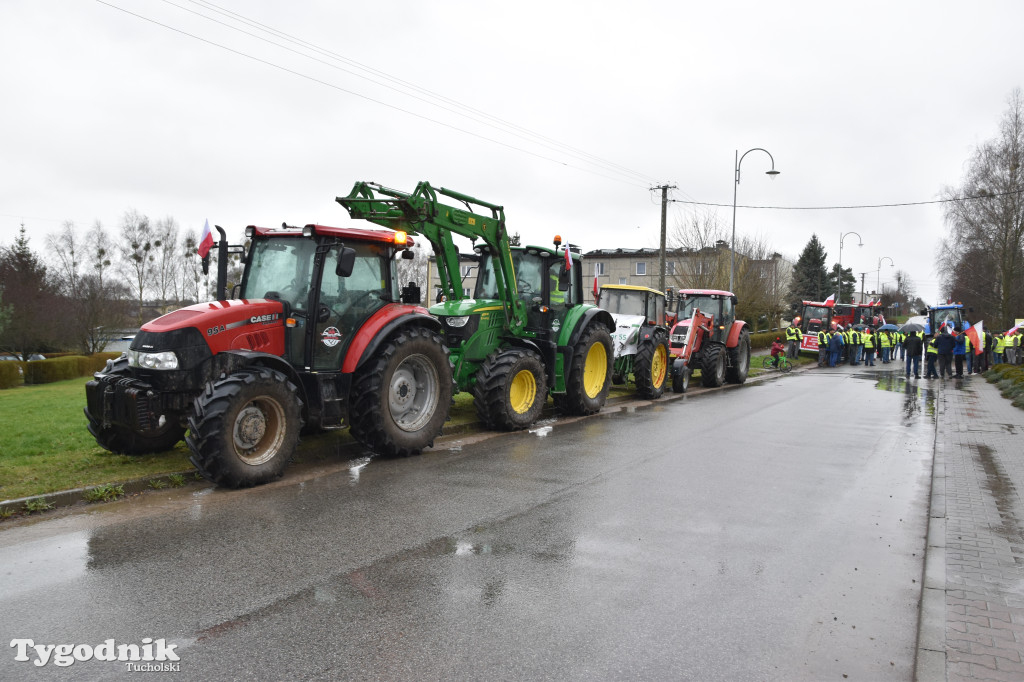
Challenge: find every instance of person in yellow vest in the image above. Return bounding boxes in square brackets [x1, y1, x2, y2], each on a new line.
[1013, 331, 1022, 365]
[879, 329, 892, 364]
[863, 328, 876, 366]
[850, 327, 862, 365]
[994, 332, 1007, 364]
[785, 324, 802, 359]
[925, 336, 939, 378]
[817, 328, 829, 367]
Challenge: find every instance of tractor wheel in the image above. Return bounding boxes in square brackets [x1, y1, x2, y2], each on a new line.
[473, 349, 548, 430]
[701, 343, 727, 388]
[672, 363, 691, 393]
[86, 413, 185, 455]
[557, 324, 613, 416]
[634, 330, 669, 399]
[349, 327, 452, 457]
[725, 329, 751, 384]
[186, 367, 302, 488]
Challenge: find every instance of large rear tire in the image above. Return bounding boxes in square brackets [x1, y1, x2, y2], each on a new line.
[557, 324, 613, 416]
[701, 343, 727, 388]
[186, 368, 302, 488]
[725, 329, 751, 384]
[634, 329, 669, 399]
[473, 349, 548, 430]
[349, 327, 452, 457]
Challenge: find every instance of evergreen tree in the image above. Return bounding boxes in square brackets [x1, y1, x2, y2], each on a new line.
[0, 225, 63, 355]
[827, 263, 857, 304]
[787, 234, 830, 310]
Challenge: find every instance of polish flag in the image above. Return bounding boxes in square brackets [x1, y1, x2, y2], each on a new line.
[564, 245, 572, 271]
[198, 219, 214, 259]
[593, 269, 599, 301]
[823, 293, 836, 307]
[965, 320, 984, 355]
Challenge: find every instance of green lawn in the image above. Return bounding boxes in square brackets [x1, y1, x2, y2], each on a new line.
[1, 354, 811, 505]
[0, 378, 484, 504]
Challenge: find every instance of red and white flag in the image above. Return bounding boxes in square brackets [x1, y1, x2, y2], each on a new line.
[965, 320, 984, 355]
[593, 269, 599, 301]
[823, 293, 836, 307]
[198, 219, 214, 259]
[563, 244, 572, 271]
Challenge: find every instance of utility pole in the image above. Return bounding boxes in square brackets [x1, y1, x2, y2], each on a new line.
[859, 272, 867, 303]
[652, 184, 676, 292]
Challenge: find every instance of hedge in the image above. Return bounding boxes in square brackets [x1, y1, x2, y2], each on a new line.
[985, 364, 1024, 409]
[2, 352, 123, 388]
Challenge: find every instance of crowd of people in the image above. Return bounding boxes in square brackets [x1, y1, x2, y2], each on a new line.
[783, 323, 1022, 380]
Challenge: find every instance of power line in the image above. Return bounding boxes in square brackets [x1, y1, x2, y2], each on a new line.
[669, 188, 1024, 210]
[95, 0, 655, 189]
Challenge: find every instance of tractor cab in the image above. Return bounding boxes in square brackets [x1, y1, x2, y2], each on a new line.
[671, 289, 736, 346]
[597, 285, 670, 399]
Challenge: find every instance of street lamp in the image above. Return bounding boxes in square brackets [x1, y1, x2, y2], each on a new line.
[730, 148, 780, 292]
[837, 231, 863, 304]
[876, 256, 894, 297]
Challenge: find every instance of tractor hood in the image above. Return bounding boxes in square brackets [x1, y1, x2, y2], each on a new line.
[133, 299, 286, 359]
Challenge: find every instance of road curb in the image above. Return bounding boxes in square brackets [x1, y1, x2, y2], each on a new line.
[1, 353, 804, 520]
[914, 380, 947, 681]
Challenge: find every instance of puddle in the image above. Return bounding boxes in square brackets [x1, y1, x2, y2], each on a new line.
[975, 443, 1024, 563]
[872, 374, 937, 425]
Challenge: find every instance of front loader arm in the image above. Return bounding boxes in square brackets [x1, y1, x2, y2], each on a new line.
[337, 181, 527, 334]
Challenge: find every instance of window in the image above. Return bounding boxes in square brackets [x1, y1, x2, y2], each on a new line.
[618, 277, 627, 285]
[635, 262, 647, 276]
[463, 287, 471, 297]
[666, 261, 676, 276]
[461, 265, 472, 278]
[594, 262, 606, 275]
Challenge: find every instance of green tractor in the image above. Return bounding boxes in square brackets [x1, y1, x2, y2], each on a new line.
[338, 181, 615, 430]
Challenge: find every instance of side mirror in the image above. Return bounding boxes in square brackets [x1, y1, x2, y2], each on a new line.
[557, 264, 570, 292]
[335, 247, 357, 277]
[401, 281, 422, 305]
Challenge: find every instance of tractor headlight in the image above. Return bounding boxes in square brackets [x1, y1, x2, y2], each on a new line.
[671, 333, 687, 344]
[444, 316, 471, 328]
[128, 349, 179, 370]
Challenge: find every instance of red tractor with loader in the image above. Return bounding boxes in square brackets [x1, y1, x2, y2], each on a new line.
[667, 289, 751, 393]
[85, 223, 452, 488]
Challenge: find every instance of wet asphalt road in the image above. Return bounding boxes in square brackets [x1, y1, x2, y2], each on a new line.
[0, 367, 934, 681]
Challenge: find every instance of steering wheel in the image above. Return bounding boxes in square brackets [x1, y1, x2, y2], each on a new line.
[517, 279, 533, 296]
[327, 290, 380, 319]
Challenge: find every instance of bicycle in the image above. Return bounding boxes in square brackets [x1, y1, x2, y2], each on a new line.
[761, 355, 793, 373]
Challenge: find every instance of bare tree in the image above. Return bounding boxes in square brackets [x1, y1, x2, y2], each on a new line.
[46, 220, 82, 298]
[118, 209, 157, 324]
[668, 209, 730, 289]
[152, 215, 180, 305]
[940, 88, 1024, 329]
[180, 227, 202, 303]
[87, 220, 114, 289]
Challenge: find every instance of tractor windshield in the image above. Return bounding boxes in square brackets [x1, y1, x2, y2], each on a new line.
[243, 237, 318, 310]
[931, 308, 965, 333]
[676, 295, 721, 320]
[600, 289, 646, 316]
[801, 305, 831, 333]
[475, 250, 566, 305]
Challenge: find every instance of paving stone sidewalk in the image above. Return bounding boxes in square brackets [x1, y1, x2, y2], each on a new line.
[917, 375, 1024, 682]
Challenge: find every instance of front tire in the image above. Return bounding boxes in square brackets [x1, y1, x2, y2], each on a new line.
[349, 327, 452, 457]
[86, 412, 185, 455]
[186, 368, 302, 488]
[557, 324, 613, 416]
[473, 349, 548, 430]
[726, 329, 751, 384]
[634, 329, 669, 399]
[701, 344, 727, 388]
[671, 363, 691, 393]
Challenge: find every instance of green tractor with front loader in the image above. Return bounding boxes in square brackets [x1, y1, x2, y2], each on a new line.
[338, 181, 615, 430]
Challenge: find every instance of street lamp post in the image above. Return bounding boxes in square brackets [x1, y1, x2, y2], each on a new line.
[876, 256, 894, 297]
[730, 148, 780, 293]
[837, 231, 863, 304]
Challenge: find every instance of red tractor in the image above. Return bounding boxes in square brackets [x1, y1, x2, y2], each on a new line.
[85, 223, 452, 488]
[666, 289, 751, 393]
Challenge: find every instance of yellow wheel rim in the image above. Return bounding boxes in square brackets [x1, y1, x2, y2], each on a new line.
[582, 340, 608, 398]
[509, 368, 537, 414]
[652, 345, 667, 388]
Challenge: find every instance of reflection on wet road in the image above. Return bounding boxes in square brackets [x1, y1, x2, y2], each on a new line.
[0, 368, 933, 681]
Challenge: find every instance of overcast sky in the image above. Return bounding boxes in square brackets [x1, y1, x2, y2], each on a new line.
[3, 0, 1022, 303]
